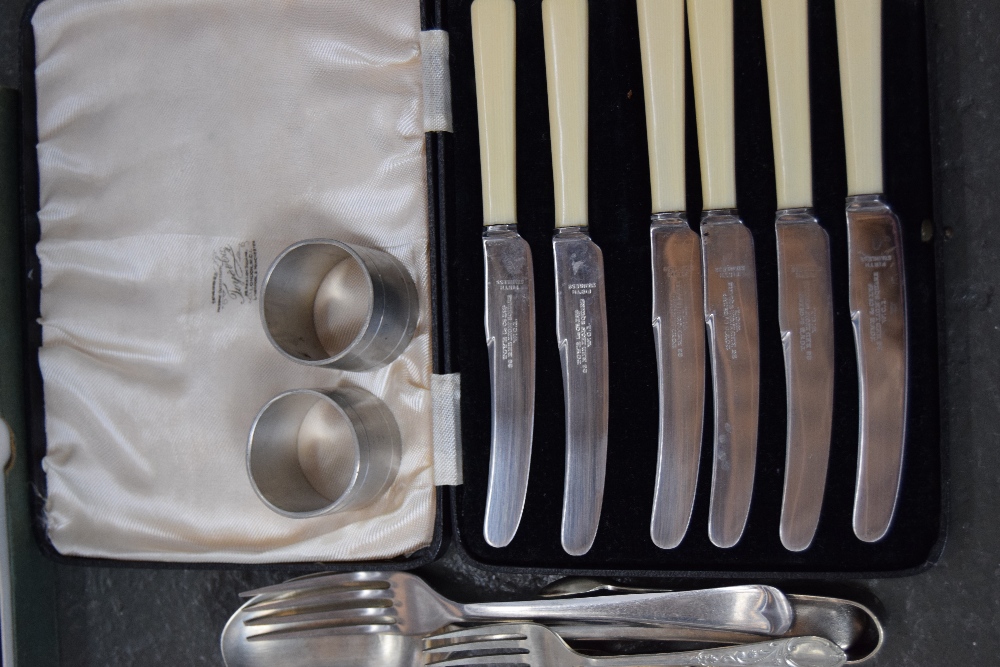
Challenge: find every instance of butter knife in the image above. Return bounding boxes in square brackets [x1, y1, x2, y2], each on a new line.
[542, 0, 610, 557]
[688, 0, 760, 549]
[761, 0, 835, 552]
[637, 0, 706, 550]
[835, 0, 908, 543]
[472, 0, 537, 548]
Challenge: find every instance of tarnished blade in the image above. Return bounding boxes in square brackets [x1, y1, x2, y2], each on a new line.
[776, 210, 835, 552]
[552, 227, 609, 557]
[649, 214, 706, 549]
[845, 195, 908, 543]
[701, 211, 760, 549]
[482, 225, 536, 548]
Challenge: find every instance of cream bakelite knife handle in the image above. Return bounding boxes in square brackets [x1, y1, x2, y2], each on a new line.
[472, 0, 517, 225]
[542, 0, 588, 228]
[762, 0, 812, 210]
[835, 0, 883, 196]
[637, 0, 686, 214]
[688, 0, 736, 210]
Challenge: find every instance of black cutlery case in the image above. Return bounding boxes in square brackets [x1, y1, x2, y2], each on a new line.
[11, 0, 944, 579]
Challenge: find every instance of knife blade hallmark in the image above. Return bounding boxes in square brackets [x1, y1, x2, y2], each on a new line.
[846, 195, 907, 542]
[553, 226, 609, 557]
[701, 212, 760, 549]
[483, 225, 536, 548]
[650, 214, 705, 549]
[775, 210, 835, 552]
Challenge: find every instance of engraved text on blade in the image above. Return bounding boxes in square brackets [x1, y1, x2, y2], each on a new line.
[501, 294, 518, 369]
[669, 293, 687, 359]
[573, 298, 593, 374]
[722, 281, 743, 360]
[867, 271, 886, 352]
[798, 290, 817, 361]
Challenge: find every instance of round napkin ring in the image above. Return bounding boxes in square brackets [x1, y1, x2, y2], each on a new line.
[247, 387, 402, 518]
[261, 239, 419, 371]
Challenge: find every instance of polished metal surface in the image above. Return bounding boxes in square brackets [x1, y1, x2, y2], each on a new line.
[235, 572, 792, 640]
[260, 239, 419, 371]
[539, 576, 664, 597]
[221, 601, 424, 667]
[424, 624, 845, 667]
[246, 388, 401, 518]
[775, 209, 836, 552]
[538, 579, 883, 664]
[650, 213, 706, 549]
[845, 194, 908, 542]
[482, 225, 536, 548]
[700, 210, 760, 548]
[553, 226, 610, 556]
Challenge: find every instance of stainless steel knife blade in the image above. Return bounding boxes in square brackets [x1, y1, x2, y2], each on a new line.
[482, 226, 536, 548]
[701, 212, 760, 549]
[775, 211, 835, 552]
[472, 0, 536, 547]
[553, 227, 609, 557]
[649, 215, 705, 549]
[846, 196, 907, 542]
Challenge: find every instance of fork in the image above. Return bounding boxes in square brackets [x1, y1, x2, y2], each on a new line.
[237, 571, 793, 640]
[424, 623, 847, 667]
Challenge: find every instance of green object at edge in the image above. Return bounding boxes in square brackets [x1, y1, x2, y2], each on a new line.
[0, 87, 60, 666]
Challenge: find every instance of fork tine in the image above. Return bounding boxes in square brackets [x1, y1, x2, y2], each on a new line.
[242, 586, 393, 613]
[240, 571, 389, 598]
[424, 637, 528, 655]
[244, 603, 396, 628]
[427, 627, 528, 644]
[246, 622, 398, 642]
[424, 633, 527, 653]
[425, 654, 530, 667]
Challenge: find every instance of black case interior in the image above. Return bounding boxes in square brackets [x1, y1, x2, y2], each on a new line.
[440, 0, 944, 575]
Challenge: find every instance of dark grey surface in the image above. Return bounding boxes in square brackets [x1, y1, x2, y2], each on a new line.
[3, 0, 999, 664]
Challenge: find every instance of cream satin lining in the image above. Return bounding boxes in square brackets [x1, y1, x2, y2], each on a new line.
[33, 0, 436, 562]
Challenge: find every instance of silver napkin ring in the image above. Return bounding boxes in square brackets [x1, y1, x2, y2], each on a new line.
[260, 239, 419, 371]
[247, 387, 402, 518]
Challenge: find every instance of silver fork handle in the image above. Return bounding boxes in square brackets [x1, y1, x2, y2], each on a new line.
[582, 637, 846, 667]
[460, 586, 792, 635]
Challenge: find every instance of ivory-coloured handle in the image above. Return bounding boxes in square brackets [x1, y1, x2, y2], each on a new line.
[542, 0, 588, 228]
[687, 0, 736, 211]
[472, 0, 517, 226]
[835, 0, 883, 196]
[762, 0, 813, 210]
[637, 0, 686, 214]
